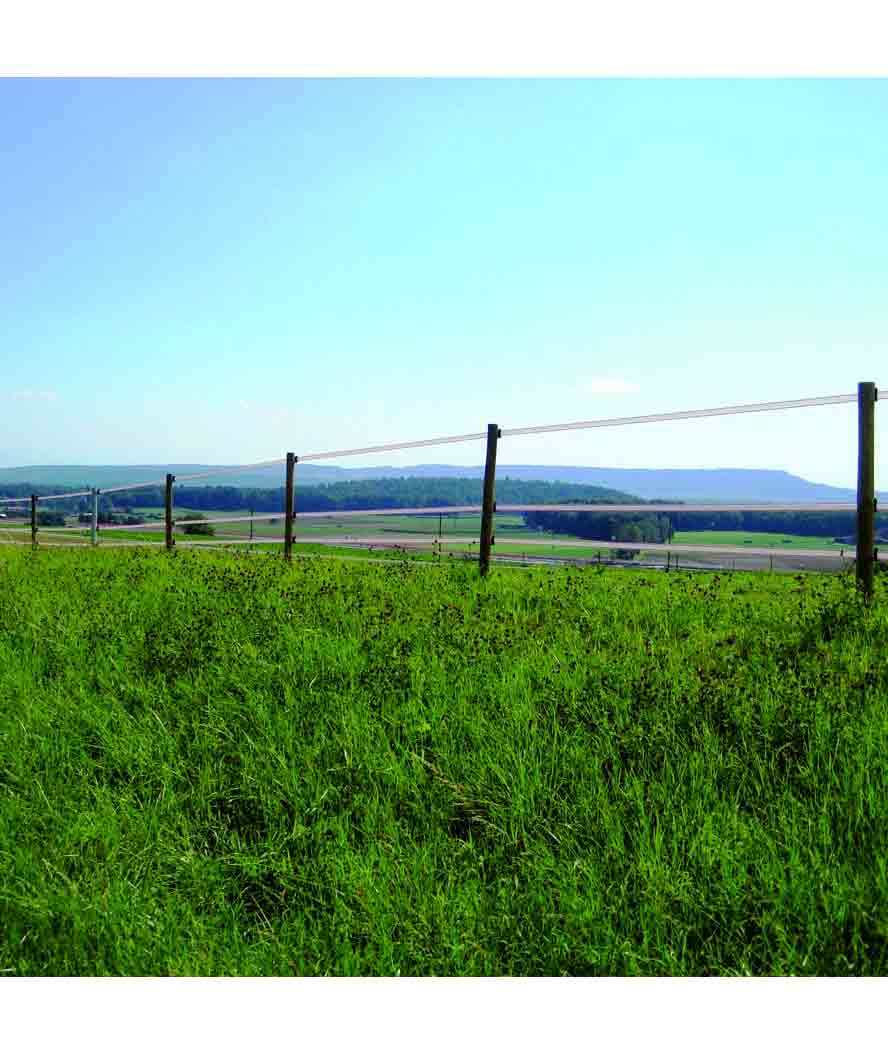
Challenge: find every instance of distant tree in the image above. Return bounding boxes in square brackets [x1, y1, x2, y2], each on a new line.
[617, 523, 643, 543]
[36, 509, 65, 527]
[180, 513, 215, 536]
[614, 522, 642, 561]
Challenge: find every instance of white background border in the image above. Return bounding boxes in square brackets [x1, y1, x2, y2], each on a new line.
[1, 3, 885, 1047]
[2, 1, 888, 75]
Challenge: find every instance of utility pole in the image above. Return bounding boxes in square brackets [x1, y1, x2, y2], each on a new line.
[165, 474, 175, 551]
[284, 452, 296, 562]
[479, 424, 500, 576]
[857, 382, 877, 601]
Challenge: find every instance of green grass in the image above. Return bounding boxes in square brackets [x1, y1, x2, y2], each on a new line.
[671, 530, 843, 550]
[1, 547, 886, 976]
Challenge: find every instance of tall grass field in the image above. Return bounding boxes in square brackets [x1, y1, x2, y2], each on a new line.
[0, 547, 885, 975]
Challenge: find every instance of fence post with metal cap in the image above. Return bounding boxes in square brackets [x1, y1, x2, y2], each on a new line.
[284, 452, 296, 563]
[856, 381, 877, 602]
[90, 488, 99, 547]
[165, 474, 175, 551]
[479, 423, 500, 576]
[30, 494, 38, 547]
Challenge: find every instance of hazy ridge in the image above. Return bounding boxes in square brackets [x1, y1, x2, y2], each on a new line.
[0, 462, 871, 502]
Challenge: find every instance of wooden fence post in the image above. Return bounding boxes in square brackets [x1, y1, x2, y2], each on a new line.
[30, 494, 38, 547]
[91, 488, 99, 547]
[284, 452, 296, 563]
[857, 381, 877, 601]
[479, 424, 500, 577]
[165, 474, 175, 551]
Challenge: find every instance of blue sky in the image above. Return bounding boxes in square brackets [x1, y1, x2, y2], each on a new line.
[1, 78, 885, 486]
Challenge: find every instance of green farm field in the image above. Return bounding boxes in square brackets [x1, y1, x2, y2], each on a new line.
[19, 510, 601, 559]
[1, 546, 885, 976]
[4, 504, 854, 555]
[671, 530, 848, 550]
[179, 511, 536, 540]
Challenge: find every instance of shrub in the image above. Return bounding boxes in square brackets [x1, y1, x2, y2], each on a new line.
[180, 513, 215, 536]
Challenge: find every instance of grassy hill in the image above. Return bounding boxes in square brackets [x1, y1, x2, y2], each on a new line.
[1, 547, 885, 975]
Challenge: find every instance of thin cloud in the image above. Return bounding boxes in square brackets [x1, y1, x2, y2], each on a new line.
[11, 390, 58, 402]
[586, 378, 640, 394]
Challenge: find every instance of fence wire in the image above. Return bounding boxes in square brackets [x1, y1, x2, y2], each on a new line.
[501, 393, 858, 438]
[0, 388, 872, 572]
[0, 390, 861, 505]
[46, 500, 861, 533]
[298, 431, 488, 462]
[297, 392, 857, 461]
[36, 489, 93, 501]
[172, 457, 286, 483]
[100, 478, 168, 494]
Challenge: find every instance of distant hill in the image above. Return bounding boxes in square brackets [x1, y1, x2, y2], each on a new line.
[0, 475, 643, 517]
[0, 463, 875, 502]
[290, 464, 864, 502]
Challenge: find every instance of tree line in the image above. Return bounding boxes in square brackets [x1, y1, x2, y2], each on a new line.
[524, 507, 885, 541]
[523, 509, 675, 544]
[1, 477, 638, 517]
[3, 477, 882, 539]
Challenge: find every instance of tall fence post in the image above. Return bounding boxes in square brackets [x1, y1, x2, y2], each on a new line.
[479, 423, 500, 577]
[284, 452, 296, 563]
[90, 488, 99, 547]
[30, 494, 38, 547]
[857, 381, 877, 601]
[165, 474, 175, 551]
